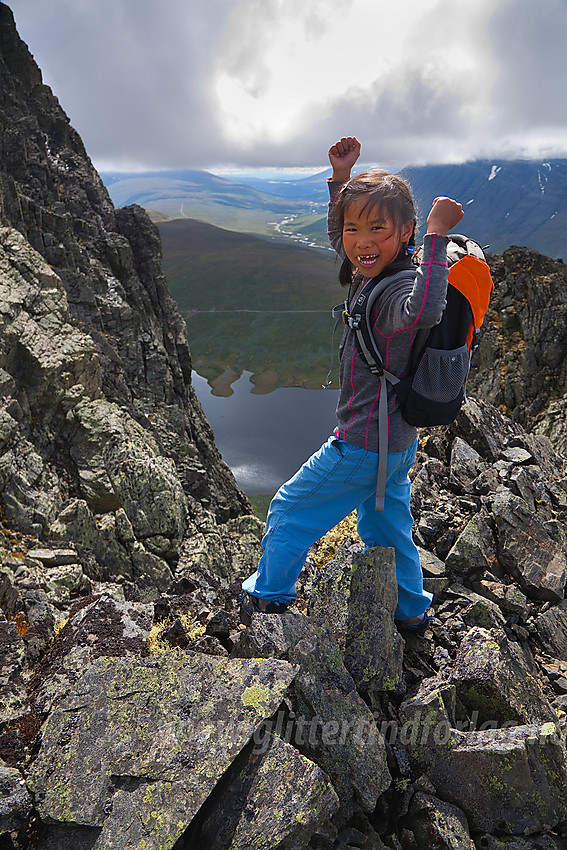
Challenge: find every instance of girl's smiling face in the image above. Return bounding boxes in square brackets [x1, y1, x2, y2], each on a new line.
[342, 198, 414, 278]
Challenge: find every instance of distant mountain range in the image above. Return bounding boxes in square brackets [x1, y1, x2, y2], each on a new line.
[102, 158, 567, 259]
[401, 160, 567, 259]
[101, 169, 313, 234]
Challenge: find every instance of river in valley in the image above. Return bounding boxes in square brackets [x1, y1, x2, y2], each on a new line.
[192, 371, 340, 495]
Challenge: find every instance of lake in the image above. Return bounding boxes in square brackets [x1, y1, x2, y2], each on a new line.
[192, 371, 340, 494]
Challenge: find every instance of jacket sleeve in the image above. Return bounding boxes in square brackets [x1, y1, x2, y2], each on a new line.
[379, 233, 450, 333]
[327, 178, 345, 257]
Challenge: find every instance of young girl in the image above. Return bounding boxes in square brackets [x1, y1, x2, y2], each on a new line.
[241, 136, 463, 632]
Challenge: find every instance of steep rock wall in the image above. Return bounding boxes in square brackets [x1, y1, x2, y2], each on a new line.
[0, 3, 250, 570]
[468, 248, 567, 455]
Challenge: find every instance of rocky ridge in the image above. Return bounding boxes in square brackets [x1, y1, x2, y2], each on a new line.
[2, 3, 567, 849]
[3, 400, 567, 849]
[469, 247, 567, 453]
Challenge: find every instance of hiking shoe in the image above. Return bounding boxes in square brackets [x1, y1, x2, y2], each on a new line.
[239, 592, 289, 626]
[395, 612, 435, 635]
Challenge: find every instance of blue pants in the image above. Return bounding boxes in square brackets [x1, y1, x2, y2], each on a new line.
[242, 436, 432, 621]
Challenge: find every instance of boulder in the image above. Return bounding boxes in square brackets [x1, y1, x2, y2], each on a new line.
[65, 397, 189, 560]
[537, 599, 567, 659]
[196, 732, 340, 849]
[18, 586, 57, 665]
[0, 619, 27, 726]
[130, 542, 174, 591]
[400, 685, 567, 835]
[451, 627, 558, 727]
[28, 654, 297, 849]
[235, 611, 391, 821]
[473, 580, 528, 617]
[25, 549, 78, 568]
[449, 398, 523, 463]
[492, 491, 567, 602]
[420, 547, 450, 596]
[449, 437, 487, 493]
[32, 594, 154, 712]
[444, 509, 499, 578]
[428, 723, 567, 835]
[49, 499, 134, 582]
[461, 595, 506, 630]
[405, 792, 475, 850]
[0, 757, 32, 834]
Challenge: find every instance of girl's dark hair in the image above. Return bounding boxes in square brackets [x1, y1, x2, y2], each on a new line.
[330, 169, 417, 287]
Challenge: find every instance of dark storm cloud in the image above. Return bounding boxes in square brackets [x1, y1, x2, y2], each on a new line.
[9, 0, 236, 169]
[487, 0, 567, 137]
[7, 0, 567, 170]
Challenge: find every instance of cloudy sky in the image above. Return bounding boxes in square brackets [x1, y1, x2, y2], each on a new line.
[8, 0, 567, 174]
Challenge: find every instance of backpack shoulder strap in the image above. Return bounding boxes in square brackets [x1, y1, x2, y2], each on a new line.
[346, 269, 416, 377]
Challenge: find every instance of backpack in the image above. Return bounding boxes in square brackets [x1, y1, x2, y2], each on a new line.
[336, 235, 494, 510]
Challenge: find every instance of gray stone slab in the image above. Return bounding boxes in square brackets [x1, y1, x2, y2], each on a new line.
[198, 733, 340, 849]
[28, 653, 297, 849]
[344, 546, 405, 700]
[492, 491, 567, 602]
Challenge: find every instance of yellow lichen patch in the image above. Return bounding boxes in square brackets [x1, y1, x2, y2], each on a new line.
[311, 512, 360, 568]
[53, 617, 68, 637]
[145, 613, 206, 656]
[185, 621, 207, 642]
[145, 622, 170, 656]
[241, 684, 271, 714]
[14, 611, 30, 637]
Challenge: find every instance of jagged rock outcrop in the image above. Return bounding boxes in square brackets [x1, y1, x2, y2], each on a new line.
[0, 3, 250, 586]
[470, 247, 567, 454]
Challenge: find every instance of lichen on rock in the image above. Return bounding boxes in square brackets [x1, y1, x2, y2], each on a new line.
[27, 654, 297, 846]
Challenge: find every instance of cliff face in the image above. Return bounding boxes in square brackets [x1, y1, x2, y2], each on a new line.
[0, 4, 250, 583]
[470, 247, 567, 454]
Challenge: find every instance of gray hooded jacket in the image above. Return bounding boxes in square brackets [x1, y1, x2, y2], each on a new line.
[327, 179, 450, 454]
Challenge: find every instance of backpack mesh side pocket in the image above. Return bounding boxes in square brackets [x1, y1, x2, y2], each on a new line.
[411, 345, 470, 403]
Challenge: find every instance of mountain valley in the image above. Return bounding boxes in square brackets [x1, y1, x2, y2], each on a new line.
[104, 157, 567, 259]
